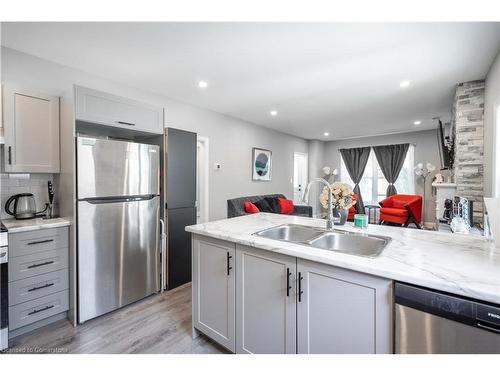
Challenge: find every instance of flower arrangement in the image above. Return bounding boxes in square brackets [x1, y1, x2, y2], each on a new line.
[319, 182, 356, 210]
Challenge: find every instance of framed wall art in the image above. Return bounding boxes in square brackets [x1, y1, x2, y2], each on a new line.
[252, 147, 272, 181]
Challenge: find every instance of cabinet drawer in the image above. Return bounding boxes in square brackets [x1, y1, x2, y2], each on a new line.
[75, 86, 163, 134]
[9, 290, 69, 330]
[9, 227, 68, 257]
[9, 269, 68, 306]
[9, 248, 68, 281]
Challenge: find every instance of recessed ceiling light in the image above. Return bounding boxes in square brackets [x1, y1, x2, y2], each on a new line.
[198, 80, 208, 89]
[270, 110, 278, 117]
[323, 132, 330, 137]
[399, 80, 411, 88]
[413, 120, 422, 125]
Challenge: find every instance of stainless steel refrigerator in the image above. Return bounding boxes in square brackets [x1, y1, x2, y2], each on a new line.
[164, 128, 197, 290]
[77, 137, 160, 323]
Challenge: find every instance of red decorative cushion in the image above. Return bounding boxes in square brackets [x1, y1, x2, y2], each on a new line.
[278, 198, 295, 215]
[244, 201, 260, 214]
[380, 207, 408, 218]
[392, 199, 407, 209]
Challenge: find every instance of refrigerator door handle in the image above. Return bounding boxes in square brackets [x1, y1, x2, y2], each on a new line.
[160, 218, 167, 292]
[82, 194, 157, 204]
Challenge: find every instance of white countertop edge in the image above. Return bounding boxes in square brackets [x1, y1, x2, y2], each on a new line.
[2, 217, 72, 233]
[186, 216, 500, 305]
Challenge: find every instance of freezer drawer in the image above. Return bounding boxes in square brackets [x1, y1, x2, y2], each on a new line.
[77, 197, 160, 323]
[77, 137, 159, 199]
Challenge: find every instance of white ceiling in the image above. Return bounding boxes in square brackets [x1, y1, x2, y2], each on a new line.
[2, 22, 500, 140]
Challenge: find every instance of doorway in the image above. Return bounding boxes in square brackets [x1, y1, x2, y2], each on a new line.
[293, 152, 308, 204]
[196, 136, 209, 223]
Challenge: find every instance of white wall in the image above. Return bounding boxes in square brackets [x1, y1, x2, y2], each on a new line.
[485, 49, 500, 198]
[1, 47, 308, 220]
[306, 140, 326, 217]
[322, 129, 441, 223]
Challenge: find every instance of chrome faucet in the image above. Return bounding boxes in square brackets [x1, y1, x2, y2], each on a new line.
[302, 178, 335, 230]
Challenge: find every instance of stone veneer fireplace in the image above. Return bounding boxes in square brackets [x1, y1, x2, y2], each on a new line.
[452, 80, 485, 225]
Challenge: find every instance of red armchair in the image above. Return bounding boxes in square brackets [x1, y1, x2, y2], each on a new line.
[348, 193, 359, 221]
[379, 194, 422, 229]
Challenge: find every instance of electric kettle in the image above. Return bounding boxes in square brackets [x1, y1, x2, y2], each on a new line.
[4, 193, 47, 220]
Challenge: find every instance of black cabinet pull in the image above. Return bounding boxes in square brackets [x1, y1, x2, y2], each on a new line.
[28, 305, 54, 316]
[226, 252, 233, 276]
[8, 146, 12, 165]
[298, 272, 304, 302]
[27, 260, 54, 269]
[27, 239, 54, 246]
[28, 283, 55, 292]
[286, 268, 292, 297]
[117, 121, 135, 126]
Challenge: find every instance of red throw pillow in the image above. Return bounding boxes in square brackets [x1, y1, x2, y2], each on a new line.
[278, 198, 295, 215]
[244, 201, 260, 214]
[392, 199, 407, 209]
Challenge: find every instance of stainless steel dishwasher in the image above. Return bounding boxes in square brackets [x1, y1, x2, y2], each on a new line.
[395, 282, 500, 354]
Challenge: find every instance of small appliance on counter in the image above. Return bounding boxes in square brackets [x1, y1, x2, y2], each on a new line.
[45, 181, 56, 219]
[4, 193, 48, 220]
[0, 223, 8, 351]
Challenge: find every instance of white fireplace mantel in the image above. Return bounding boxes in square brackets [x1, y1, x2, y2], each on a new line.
[432, 182, 457, 222]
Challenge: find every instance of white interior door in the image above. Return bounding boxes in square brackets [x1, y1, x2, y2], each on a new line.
[293, 152, 308, 204]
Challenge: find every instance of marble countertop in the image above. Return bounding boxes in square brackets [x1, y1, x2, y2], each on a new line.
[2, 217, 71, 233]
[186, 213, 500, 304]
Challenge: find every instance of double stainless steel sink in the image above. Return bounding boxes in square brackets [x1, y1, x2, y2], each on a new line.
[253, 224, 391, 258]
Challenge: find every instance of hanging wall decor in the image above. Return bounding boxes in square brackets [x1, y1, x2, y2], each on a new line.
[252, 147, 272, 181]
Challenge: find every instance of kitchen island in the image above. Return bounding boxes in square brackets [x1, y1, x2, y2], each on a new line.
[186, 213, 500, 354]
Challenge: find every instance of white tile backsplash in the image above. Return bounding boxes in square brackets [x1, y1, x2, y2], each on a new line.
[0, 173, 54, 219]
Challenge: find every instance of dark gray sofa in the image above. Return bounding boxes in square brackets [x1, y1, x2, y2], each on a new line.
[227, 194, 313, 218]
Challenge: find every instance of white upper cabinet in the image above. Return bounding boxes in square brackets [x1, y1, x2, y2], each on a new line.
[75, 86, 164, 134]
[2, 84, 60, 173]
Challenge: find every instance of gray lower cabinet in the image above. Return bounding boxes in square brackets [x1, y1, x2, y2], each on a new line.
[297, 259, 393, 354]
[8, 226, 70, 336]
[192, 235, 235, 352]
[235, 245, 296, 354]
[192, 235, 392, 354]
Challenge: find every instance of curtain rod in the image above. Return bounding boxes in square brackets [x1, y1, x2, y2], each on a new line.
[337, 143, 417, 151]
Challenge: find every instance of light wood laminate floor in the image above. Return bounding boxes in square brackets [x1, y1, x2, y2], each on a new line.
[6, 283, 227, 354]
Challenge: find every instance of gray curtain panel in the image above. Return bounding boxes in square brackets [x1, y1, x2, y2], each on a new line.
[339, 147, 371, 214]
[373, 143, 409, 197]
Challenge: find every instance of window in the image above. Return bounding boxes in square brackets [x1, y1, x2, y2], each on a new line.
[340, 145, 414, 205]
